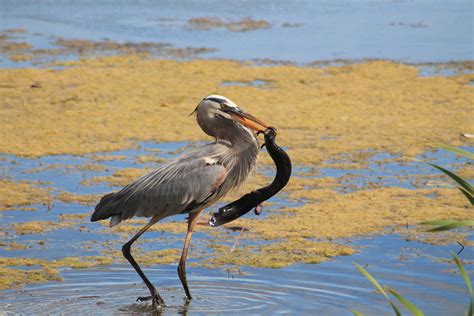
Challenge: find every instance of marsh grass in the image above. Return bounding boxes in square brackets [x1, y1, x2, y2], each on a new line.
[427, 144, 473, 206]
[421, 145, 473, 232]
[353, 145, 472, 315]
[353, 253, 472, 316]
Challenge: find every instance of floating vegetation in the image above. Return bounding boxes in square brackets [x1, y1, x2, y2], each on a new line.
[187, 17, 271, 32]
[101, 248, 181, 266]
[204, 239, 355, 269]
[12, 221, 72, 235]
[0, 241, 29, 250]
[0, 29, 218, 64]
[0, 180, 52, 211]
[0, 36, 473, 307]
[0, 256, 112, 290]
[136, 155, 167, 164]
[91, 155, 128, 162]
[82, 168, 151, 187]
[238, 188, 471, 241]
[55, 192, 102, 206]
[0, 56, 471, 165]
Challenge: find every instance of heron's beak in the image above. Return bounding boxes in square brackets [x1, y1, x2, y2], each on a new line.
[225, 108, 269, 133]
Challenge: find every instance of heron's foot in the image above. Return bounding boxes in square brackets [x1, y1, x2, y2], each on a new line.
[136, 293, 165, 308]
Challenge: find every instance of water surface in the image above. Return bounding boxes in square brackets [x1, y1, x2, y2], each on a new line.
[0, 0, 472, 64]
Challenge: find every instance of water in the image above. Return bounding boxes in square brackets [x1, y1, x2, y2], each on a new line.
[0, 0, 472, 65]
[0, 142, 472, 314]
[0, 235, 471, 315]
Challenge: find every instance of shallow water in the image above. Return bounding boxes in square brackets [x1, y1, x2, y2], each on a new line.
[0, 235, 471, 315]
[0, 0, 472, 65]
[0, 141, 472, 314]
[0, 2, 473, 313]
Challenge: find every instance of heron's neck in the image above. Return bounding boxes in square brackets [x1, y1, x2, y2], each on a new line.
[217, 125, 259, 153]
[217, 126, 259, 189]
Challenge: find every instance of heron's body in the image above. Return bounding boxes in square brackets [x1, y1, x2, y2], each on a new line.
[92, 134, 259, 226]
[91, 95, 267, 309]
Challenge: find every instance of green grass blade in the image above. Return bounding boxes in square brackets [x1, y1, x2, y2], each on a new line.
[386, 287, 424, 316]
[354, 263, 402, 316]
[427, 163, 473, 194]
[427, 163, 473, 204]
[352, 310, 365, 316]
[426, 220, 474, 232]
[458, 187, 474, 205]
[452, 253, 473, 296]
[452, 253, 473, 316]
[421, 219, 458, 226]
[435, 144, 474, 160]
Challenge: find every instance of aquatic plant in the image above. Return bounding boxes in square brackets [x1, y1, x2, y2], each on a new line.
[421, 145, 473, 232]
[427, 145, 473, 205]
[353, 145, 473, 315]
[353, 253, 472, 316]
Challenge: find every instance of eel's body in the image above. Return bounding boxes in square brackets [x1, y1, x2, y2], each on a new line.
[209, 127, 292, 227]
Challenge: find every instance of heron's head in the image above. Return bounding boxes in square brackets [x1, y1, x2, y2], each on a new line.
[194, 95, 269, 141]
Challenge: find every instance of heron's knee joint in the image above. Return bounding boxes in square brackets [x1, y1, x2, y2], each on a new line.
[122, 243, 132, 255]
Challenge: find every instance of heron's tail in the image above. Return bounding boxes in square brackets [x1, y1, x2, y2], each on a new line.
[91, 192, 122, 227]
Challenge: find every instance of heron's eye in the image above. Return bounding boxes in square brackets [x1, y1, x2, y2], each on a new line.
[214, 113, 227, 120]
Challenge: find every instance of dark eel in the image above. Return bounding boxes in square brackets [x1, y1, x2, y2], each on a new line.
[209, 127, 292, 227]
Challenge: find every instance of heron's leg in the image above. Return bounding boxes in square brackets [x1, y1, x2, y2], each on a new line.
[122, 214, 165, 308]
[177, 210, 202, 300]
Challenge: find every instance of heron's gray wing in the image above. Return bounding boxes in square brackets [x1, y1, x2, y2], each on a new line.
[114, 159, 227, 221]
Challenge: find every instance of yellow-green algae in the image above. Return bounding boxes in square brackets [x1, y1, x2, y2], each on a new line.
[0, 241, 29, 250]
[81, 168, 151, 187]
[237, 187, 471, 241]
[12, 221, 73, 235]
[55, 191, 101, 205]
[399, 227, 473, 247]
[1, 54, 473, 288]
[0, 256, 111, 290]
[0, 56, 472, 163]
[0, 179, 52, 211]
[202, 239, 354, 269]
[192, 186, 472, 270]
[91, 154, 128, 162]
[58, 212, 90, 222]
[186, 17, 271, 32]
[136, 155, 167, 164]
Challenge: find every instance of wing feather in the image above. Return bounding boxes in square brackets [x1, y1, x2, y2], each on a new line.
[94, 157, 228, 223]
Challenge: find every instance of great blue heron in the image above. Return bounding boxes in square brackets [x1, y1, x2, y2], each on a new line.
[91, 95, 269, 308]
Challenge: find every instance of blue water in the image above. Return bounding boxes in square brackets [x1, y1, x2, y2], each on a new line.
[0, 0, 472, 65]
